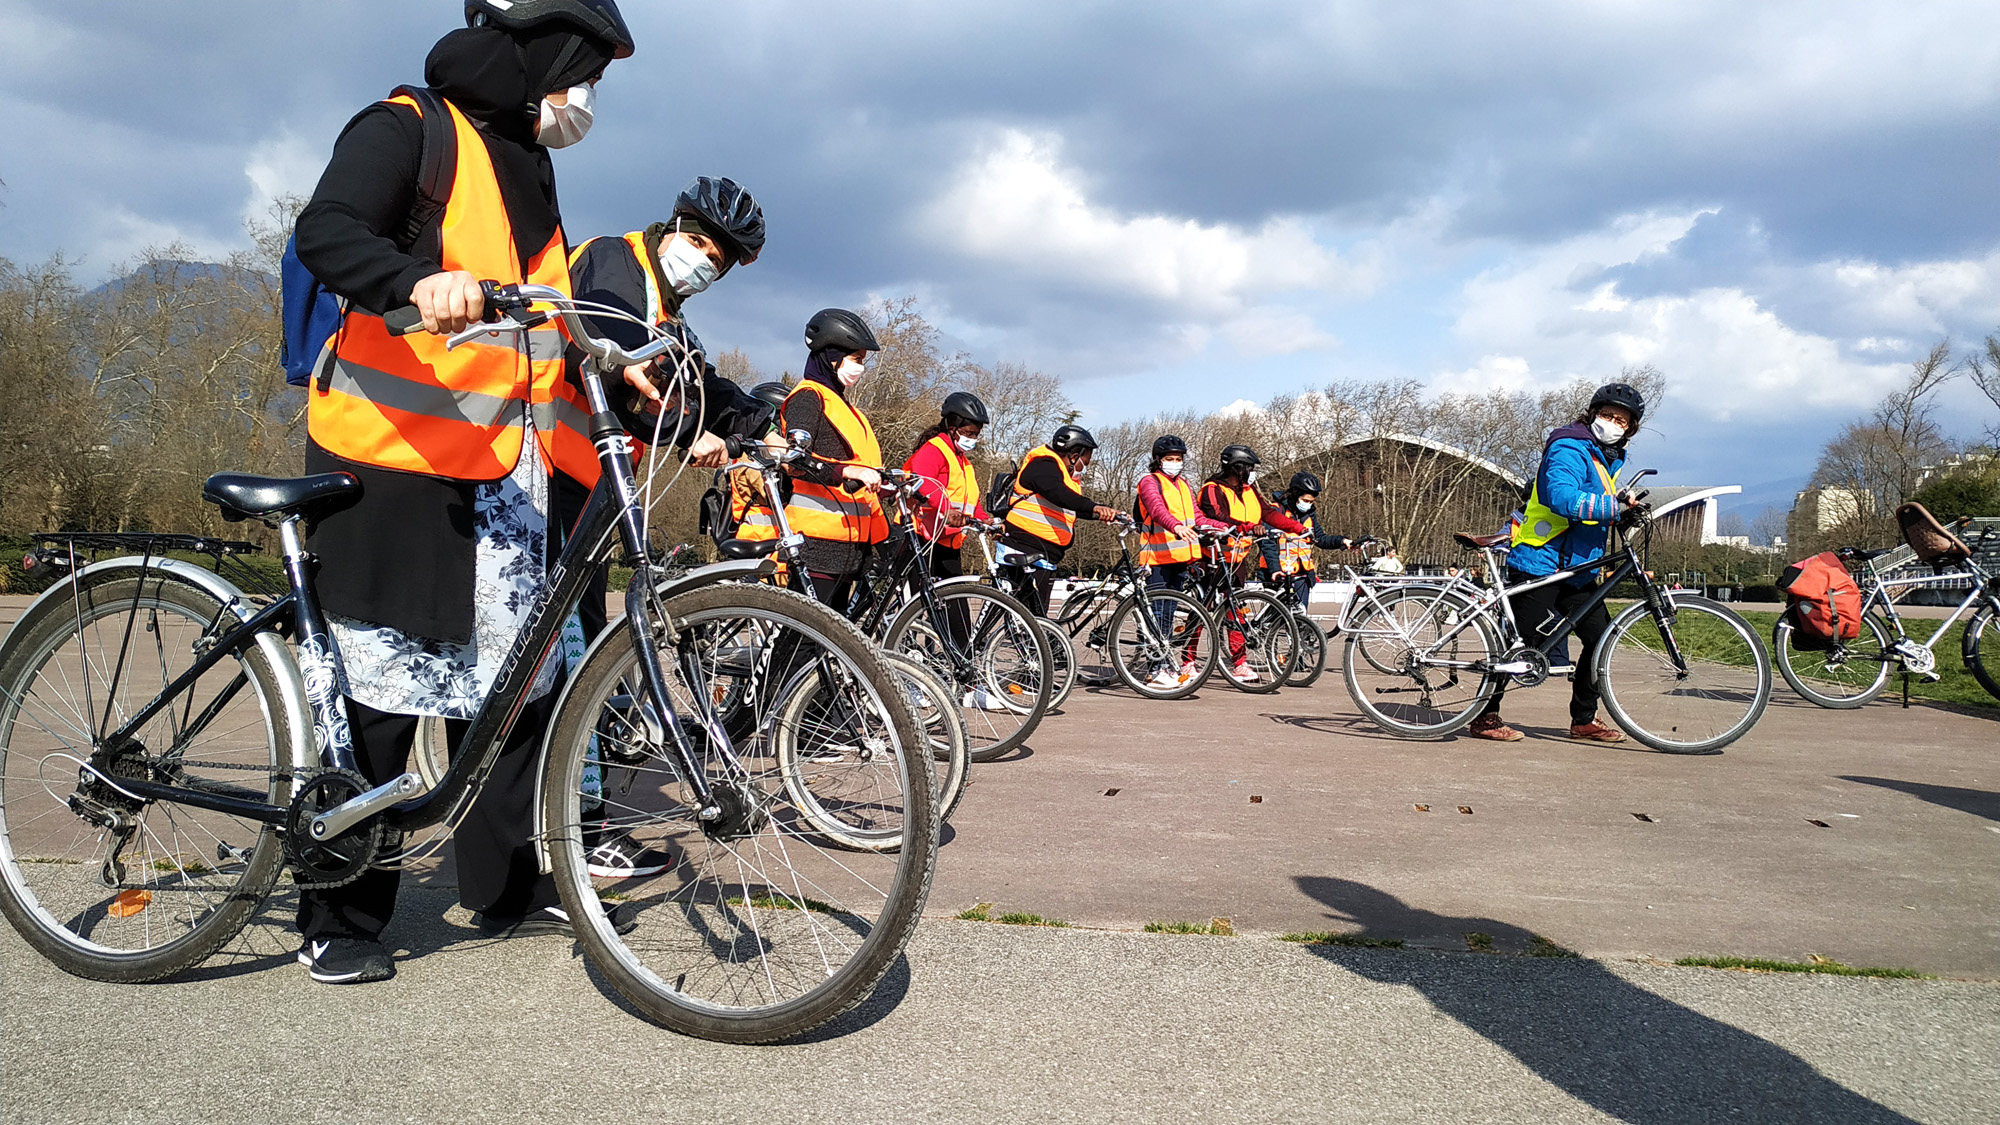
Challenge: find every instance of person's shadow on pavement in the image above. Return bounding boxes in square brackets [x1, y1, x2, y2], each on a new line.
[1291, 875, 1920, 1125]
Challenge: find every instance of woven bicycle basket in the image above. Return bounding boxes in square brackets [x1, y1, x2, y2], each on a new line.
[1894, 502, 1969, 565]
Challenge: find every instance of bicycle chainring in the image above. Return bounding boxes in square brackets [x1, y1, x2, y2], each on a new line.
[1501, 646, 1550, 688]
[284, 769, 383, 890]
[1895, 641, 1937, 675]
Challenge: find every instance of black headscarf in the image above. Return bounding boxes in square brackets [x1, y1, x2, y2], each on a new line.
[802, 350, 850, 399]
[423, 25, 613, 133]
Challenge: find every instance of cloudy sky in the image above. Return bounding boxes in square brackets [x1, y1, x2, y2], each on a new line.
[4, 0, 1997, 517]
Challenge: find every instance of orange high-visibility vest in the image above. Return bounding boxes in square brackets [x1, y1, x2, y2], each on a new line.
[308, 92, 578, 481]
[905, 433, 982, 549]
[1289, 512, 1320, 574]
[554, 229, 688, 487]
[781, 382, 888, 545]
[1006, 446, 1082, 547]
[1205, 480, 1262, 565]
[727, 459, 779, 542]
[1136, 471, 1198, 565]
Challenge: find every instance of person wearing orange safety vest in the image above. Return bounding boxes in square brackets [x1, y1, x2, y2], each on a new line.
[778, 309, 890, 611]
[998, 424, 1125, 616]
[901, 391, 994, 583]
[1256, 470, 1359, 612]
[291, 0, 635, 985]
[1197, 444, 1308, 683]
[1132, 434, 1234, 687]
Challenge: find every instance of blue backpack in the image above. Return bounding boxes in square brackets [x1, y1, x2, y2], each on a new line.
[281, 85, 456, 387]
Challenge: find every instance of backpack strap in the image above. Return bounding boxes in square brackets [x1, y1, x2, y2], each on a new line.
[389, 85, 457, 263]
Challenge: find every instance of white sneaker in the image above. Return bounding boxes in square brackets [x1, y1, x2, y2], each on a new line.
[1179, 661, 1199, 682]
[1229, 661, 1262, 684]
[1145, 667, 1182, 690]
[962, 688, 1010, 712]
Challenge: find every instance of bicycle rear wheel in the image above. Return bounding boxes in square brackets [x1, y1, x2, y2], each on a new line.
[1341, 587, 1498, 738]
[542, 581, 935, 1044]
[0, 570, 302, 981]
[1773, 611, 1891, 708]
[1218, 590, 1299, 694]
[1965, 606, 2000, 701]
[884, 585, 1052, 762]
[1038, 618, 1078, 710]
[1106, 588, 1215, 700]
[1284, 606, 1328, 687]
[1597, 594, 1771, 753]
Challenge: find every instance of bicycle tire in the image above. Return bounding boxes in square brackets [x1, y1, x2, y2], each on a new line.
[884, 584, 1052, 763]
[1965, 605, 2000, 701]
[1340, 586, 1499, 738]
[880, 651, 969, 823]
[1038, 617, 1079, 710]
[542, 581, 935, 1043]
[1217, 590, 1299, 694]
[1772, 612, 1892, 709]
[1106, 588, 1216, 700]
[1597, 594, 1771, 754]
[0, 570, 303, 982]
[1284, 606, 1328, 688]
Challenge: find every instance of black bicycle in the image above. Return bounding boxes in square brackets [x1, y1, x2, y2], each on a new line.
[0, 283, 936, 1044]
[1184, 529, 1306, 694]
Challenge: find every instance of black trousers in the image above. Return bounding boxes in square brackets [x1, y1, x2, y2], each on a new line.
[1482, 568, 1610, 726]
[996, 533, 1064, 617]
[296, 694, 561, 941]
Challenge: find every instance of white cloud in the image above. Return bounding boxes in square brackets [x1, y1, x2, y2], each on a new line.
[1437, 210, 1999, 419]
[920, 128, 1358, 353]
[1216, 398, 1261, 418]
[242, 131, 325, 225]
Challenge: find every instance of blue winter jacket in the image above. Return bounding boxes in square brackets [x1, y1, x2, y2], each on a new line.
[1507, 423, 1626, 584]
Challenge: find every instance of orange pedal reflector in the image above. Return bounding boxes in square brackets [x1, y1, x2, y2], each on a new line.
[1007, 684, 1025, 694]
[109, 888, 152, 918]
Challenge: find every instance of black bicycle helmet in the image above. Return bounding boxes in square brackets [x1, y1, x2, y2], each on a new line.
[804, 309, 879, 355]
[1151, 434, 1188, 459]
[673, 176, 764, 266]
[749, 381, 790, 409]
[1289, 471, 1322, 496]
[1588, 382, 1646, 424]
[1050, 424, 1098, 454]
[1218, 444, 1260, 472]
[466, 0, 636, 58]
[941, 391, 990, 426]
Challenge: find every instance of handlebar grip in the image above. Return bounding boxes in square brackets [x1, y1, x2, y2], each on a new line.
[723, 436, 743, 459]
[384, 306, 424, 336]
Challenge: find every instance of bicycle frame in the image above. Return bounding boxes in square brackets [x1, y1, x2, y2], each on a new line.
[94, 285, 756, 838]
[1851, 550, 1998, 660]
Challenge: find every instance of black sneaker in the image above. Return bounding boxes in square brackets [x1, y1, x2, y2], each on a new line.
[297, 937, 395, 984]
[584, 830, 675, 879]
[474, 902, 639, 938]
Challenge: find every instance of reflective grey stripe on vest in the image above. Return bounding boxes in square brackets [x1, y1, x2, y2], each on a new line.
[530, 393, 594, 437]
[327, 357, 519, 428]
[787, 487, 875, 521]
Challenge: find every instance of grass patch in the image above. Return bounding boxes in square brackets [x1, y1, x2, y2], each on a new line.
[153, 858, 211, 876]
[1280, 931, 1405, 949]
[22, 857, 83, 865]
[955, 905, 992, 922]
[994, 912, 1069, 928]
[1675, 954, 1933, 979]
[1144, 920, 1232, 936]
[598, 890, 629, 902]
[1528, 935, 1580, 958]
[727, 892, 836, 914]
[1464, 931, 1495, 952]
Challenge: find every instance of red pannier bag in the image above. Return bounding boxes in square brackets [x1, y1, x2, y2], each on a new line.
[1778, 552, 1862, 651]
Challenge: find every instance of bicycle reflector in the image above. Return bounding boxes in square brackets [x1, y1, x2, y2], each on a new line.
[108, 888, 152, 918]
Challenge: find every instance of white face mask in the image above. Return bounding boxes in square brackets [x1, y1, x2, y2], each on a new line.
[1160, 459, 1184, 477]
[837, 357, 866, 387]
[1590, 416, 1629, 445]
[658, 235, 720, 297]
[1297, 498, 1315, 513]
[535, 84, 594, 149]
[954, 434, 979, 453]
[1246, 470, 1259, 485]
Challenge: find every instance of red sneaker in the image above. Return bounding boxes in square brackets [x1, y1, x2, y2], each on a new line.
[1568, 720, 1626, 743]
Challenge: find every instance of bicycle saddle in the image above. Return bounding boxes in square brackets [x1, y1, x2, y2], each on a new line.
[1835, 546, 1896, 562]
[993, 542, 1053, 569]
[1453, 532, 1510, 550]
[202, 472, 360, 523]
[719, 538, 779, 560]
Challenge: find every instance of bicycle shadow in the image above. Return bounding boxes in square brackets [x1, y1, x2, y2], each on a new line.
[1261, 713, 1444, 743]
[1839, 775, 2000, 822]
[1289, 876, 1920, 1124]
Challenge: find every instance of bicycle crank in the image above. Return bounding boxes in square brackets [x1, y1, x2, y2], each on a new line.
[284, 769, 385, 889]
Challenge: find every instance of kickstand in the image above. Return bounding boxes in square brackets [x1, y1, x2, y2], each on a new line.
[1901, 672, 1910, 709]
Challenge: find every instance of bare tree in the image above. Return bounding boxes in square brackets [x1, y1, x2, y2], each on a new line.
[1801, 341, 1959, 552]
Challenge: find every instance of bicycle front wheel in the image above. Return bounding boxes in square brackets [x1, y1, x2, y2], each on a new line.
[1598, 594, 1771, 754]
[1965, 606, 2000, 701]
[884, 585, 1052, 762]
[543, 581, 935, 1044]
[0, 570, 302, 981]
[1218, 590, 1300, 694]
[1038, 617, 1079, 710]
[1107, 588, 1216, 700]
[1341, 587, 1499, 738]
[1285, 606, 1328, 688]
[880, 651, 969, 824]
[1773, 611, 1892, 708]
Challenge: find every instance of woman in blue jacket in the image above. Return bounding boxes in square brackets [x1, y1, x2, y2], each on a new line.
[1469, 383, 1647, 743]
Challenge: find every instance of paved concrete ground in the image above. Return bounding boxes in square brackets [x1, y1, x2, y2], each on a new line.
[4, 897, 1996, 1125]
